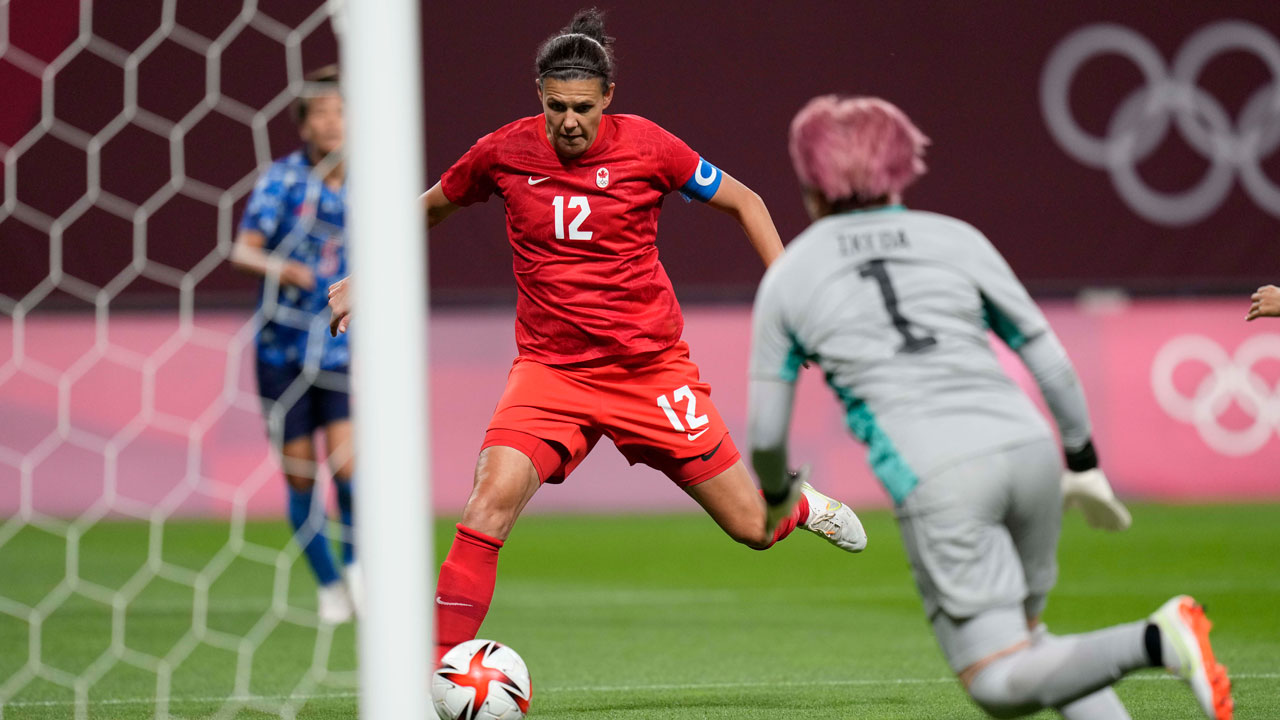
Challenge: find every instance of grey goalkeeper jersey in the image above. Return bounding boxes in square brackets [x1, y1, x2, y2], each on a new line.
[749, 207, 1091, 504]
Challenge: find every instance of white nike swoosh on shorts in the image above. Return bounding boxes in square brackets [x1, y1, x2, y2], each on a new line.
[687, 429, 709, 441]
[528, 176, 550, 185]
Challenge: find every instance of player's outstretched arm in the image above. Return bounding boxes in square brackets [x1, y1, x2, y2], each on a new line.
[997, 324, 1132, 530]
[229, 229, 316, 289]
[1246, 284, 1280, 321]
[328, 277, 351, 336]
[748, 378, 801, 533]
[705, 173, 784, 267]
[422, 182, 462, 229]
[328, 183, 462, 336]
[966, 234, 1131, 530]
[748, 264, 804, 528]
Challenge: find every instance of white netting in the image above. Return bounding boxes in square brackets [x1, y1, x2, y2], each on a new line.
[0, 1, 359, 717]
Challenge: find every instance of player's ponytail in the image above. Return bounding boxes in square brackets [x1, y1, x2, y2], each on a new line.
[535, 7, 615, 92]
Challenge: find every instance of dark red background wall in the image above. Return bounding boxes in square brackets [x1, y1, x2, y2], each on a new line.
[3, 0, 1278, 307]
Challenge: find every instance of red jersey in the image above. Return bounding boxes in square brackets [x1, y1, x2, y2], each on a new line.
[440, 113, 715, 364]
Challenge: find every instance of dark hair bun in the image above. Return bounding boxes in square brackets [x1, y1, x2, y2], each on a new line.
[565, 7, 612, 48]
[535, 7, 615, 90]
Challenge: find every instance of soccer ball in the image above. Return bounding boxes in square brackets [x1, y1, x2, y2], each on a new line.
[432, 639, 532, 720]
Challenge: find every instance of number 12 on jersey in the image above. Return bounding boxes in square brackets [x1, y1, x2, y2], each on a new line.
[552, 195, 592, 240]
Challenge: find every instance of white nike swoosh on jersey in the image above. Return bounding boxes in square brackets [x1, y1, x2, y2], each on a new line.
[687, 429, 709, 442]
[436, 596, 473, 607]
[528, 176, 550, 185]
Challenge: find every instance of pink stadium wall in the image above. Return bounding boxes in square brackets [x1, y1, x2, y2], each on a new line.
[2, 299, 1277, 520]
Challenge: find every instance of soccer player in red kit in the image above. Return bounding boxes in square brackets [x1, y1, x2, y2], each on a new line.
[329, 8, 867, 660]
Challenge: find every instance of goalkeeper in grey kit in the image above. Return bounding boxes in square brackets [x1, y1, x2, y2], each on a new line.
[749, 96, 1231, 719]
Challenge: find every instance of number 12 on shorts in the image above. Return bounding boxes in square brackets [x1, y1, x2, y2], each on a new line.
[656, 386, 709, 440]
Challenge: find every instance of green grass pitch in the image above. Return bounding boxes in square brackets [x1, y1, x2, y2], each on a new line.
[1, 503, 1276, 718]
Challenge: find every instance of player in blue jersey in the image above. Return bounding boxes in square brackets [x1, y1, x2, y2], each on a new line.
[230, 66, 358, 624]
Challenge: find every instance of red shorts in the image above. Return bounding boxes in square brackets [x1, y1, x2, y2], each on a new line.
[481, 341, 740, 488]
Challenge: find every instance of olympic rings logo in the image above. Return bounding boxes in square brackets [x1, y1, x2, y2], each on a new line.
[1041, 21, 1280, 226]
[1151, 334, 1280, 456]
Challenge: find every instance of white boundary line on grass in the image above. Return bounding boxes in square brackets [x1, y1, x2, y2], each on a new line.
[549, 673, 1279, 694]
[4, 673, 1277, 708]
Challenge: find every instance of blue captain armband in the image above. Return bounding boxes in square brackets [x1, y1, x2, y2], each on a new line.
[679, 157, 723, 203]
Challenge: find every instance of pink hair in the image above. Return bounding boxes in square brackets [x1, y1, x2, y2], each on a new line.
[788, 96, 929, 203]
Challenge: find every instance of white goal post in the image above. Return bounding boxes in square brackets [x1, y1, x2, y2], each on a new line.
[337, 0, 433, 718]
[0, 0, 433, 716]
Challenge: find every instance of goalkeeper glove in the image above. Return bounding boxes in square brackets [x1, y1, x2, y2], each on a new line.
[1062, 467, 1132, 531]
[763, 465, 807, 536]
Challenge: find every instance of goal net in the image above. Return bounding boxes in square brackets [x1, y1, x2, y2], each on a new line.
[0, 0, 429, 717]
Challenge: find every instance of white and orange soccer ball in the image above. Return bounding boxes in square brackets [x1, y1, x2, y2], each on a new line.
[432, 639, 532, 720]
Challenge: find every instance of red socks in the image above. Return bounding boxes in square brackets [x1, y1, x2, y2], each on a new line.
[435, 524, 503, 662]
[434, 496, 806, 660]
[767, 492, 810, 547]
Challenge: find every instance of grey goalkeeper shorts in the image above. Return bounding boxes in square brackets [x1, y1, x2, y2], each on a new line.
[895, 439, 1063, 671]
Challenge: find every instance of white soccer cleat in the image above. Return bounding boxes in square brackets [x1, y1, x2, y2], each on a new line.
[317, 580, 354, 625]
[1149, 595, 1233, 720]
[1061, 468, 1132, 531]
[800, 482, 867, 553]
[345, 562, 364, 618]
